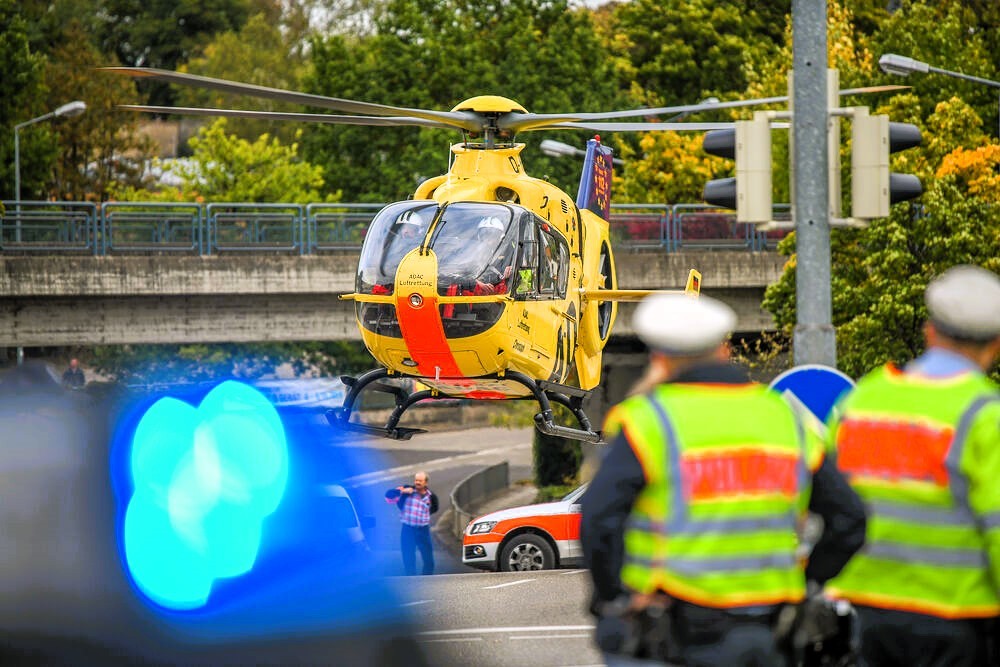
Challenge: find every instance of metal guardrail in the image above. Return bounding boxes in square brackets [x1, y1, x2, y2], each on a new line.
[101, 201, 203, 254]
[450, 461, 510, 539]
[1, 200, 790, 255]
[0, 201, 100, 252]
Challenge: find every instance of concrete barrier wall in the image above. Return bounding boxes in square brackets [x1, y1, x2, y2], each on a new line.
[450, 461, 510, 539]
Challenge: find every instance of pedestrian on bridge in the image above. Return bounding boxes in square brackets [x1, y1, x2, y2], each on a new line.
[580, 293, 866, 666]
[825, 264, 1000, 667]
[386, 471, 439, 576]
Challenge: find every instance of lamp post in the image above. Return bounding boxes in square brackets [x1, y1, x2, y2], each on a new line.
[11, 101, 86, 366]
[13, 100, 87, 205]
[879, 54, 1000, 137]
[539, 139, 625, 166]
[666, 96, 720, 122]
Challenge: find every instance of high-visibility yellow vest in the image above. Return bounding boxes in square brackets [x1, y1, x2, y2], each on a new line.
[826, 364, 1000, 619]
[606, 382, 824, 608]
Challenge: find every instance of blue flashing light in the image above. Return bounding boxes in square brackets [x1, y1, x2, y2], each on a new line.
[123, 380, 289, 610]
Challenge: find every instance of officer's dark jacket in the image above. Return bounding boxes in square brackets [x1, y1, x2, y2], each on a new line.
[580, 361, 867, 606]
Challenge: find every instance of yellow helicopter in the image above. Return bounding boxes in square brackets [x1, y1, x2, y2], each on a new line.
[103, 68, 900, 442]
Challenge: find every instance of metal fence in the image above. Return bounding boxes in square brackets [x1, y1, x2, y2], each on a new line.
[1, 200, 790, 255]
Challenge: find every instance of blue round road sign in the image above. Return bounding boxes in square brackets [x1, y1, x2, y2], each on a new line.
[769, 364, 855, 423]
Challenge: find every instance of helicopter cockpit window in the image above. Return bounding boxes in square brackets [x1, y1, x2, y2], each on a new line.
[356, 202, 439, 296]
[428, 203, 516, 337]
[430, 203, 517, 297]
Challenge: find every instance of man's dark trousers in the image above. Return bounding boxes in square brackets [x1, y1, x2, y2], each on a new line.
[855, 606, 993, 667]
[401, 524, 434, 575]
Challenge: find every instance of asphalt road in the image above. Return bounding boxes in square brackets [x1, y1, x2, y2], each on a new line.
[402, 569, 602, 667]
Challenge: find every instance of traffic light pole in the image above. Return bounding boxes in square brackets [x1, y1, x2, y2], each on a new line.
[791, 0, 836, 367]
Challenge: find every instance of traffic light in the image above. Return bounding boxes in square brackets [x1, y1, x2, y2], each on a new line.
[851, 110, 922, 219]
[702, 114, 773, 224]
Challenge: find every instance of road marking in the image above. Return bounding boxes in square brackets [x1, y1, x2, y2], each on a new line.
[418, 625, 593, 637]
[509, 634, 591, 640]
[401, 599, 434, 607]
[560, 569, 586, 575]
[482, 578, 536, 589]
[418, 637, 483, 644]
[335, 442, 531, 489]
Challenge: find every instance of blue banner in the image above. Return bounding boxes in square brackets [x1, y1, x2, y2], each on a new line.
[575, 137, 614, 220]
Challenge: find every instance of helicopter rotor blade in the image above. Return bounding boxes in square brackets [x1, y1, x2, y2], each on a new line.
[541, 121, 738, 132]
[500, 85, 909, 132]
[117, 105, 461, 130]
[100, 67, 481, 131]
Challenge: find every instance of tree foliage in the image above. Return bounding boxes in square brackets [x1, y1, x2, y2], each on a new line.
[763, 97, 1000, 378]
[177, 11, 308, 144]
[112, 118, 334, 203]
[0, 0, 53, 199]
[94, 0, 251, 106]
[301, 0, 621, 201]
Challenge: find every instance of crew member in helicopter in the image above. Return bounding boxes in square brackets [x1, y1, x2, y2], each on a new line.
[371, 209, 429, 295]
[468, 215, 515, 295]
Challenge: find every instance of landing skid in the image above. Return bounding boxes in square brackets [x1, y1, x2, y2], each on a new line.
[326, 368, 603, 443]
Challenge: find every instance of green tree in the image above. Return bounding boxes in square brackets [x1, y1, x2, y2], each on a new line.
[177, 11, 308, 144]
[112, 118, 333, 203]
[606, 0, 789, 107]
[302, 0, 620, 202]
[0, 0, 54, 199]
[763, 98, 1000, 378]
[870, 0, 998, 139]
[43, 21, 154, 201]
[95, 0, 251, 106]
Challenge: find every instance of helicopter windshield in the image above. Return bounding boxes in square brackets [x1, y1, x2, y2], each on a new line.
[430, 203, 518, 297]
[356, 201, 440, 295]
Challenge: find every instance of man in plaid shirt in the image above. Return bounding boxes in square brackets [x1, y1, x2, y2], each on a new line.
[385, 471, 439, 575]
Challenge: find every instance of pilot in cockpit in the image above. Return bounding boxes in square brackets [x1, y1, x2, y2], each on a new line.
[395, 209, 428, 243]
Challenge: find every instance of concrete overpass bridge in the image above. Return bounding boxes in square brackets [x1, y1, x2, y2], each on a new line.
[0, 250, 786, 346]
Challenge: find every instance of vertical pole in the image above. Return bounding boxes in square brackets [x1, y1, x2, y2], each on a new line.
[792, 0, 836, 367]
[14, 127, 22, 242]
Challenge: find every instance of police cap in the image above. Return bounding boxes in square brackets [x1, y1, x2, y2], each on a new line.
[925, 265, 1000, 342]
[633, 293, 736, 356]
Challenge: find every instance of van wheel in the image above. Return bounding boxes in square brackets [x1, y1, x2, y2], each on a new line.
[500, 534, 555, 571]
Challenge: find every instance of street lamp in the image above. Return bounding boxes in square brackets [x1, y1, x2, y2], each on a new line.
[666, 96, 720, 122]
[879, 53, 1000, 137]
[540, 139, 625, 166]
[13, 100, 87, 204]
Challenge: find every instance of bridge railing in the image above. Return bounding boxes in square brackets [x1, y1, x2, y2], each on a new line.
[0, 201, 100, 253]
[101, 202, 203, 254]
[306, 203, 384, 251]
[1, 200, 790, 255]
[206, 203, 307, 254]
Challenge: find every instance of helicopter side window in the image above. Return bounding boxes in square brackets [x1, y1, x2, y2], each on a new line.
[514, 219, 539, 299]
[514, 217, 569, 300]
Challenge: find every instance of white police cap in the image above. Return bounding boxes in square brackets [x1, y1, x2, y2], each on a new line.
[925, 264, 1000, 342]
[633, 293, 736, 355]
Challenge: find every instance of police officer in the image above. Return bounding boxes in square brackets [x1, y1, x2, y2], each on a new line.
[580, 293, 867, 667]
[825, 264, 1000, 667]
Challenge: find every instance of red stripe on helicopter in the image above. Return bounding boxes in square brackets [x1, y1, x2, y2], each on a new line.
[394, 294, 505, 399]
[396, 294, 462, 377]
